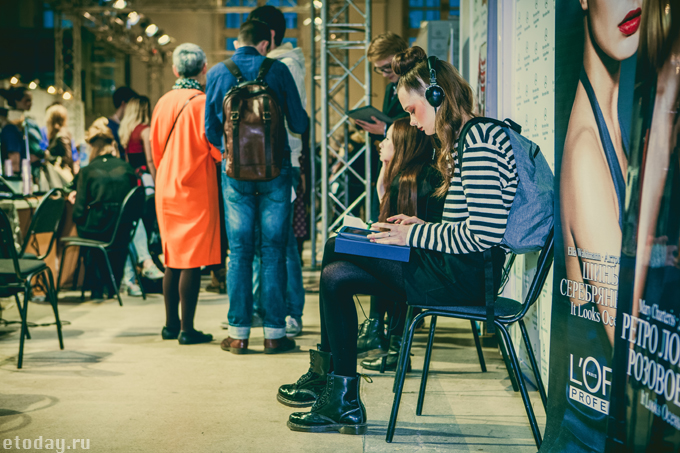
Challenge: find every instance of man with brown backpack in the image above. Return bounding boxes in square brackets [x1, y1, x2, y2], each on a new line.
[205, 19, 308, 355]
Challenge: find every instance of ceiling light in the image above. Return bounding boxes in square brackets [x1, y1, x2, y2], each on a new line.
[314, 1, 322, 9]
[136, 36, 143, 42]
[47, 86, 56, 94]
[314, 17, 322, 25]
[83, 12, 93, 20]
[303, 18, 312, 26]
[157, 34, 170, 46]
[28, 81, 38, 89]
[145, 24, 158, 37]
[62, 92, 72, 100]
[10, 76, 19, 85]
[127, 11, 140, 26]
[112, 0, 127, 9]
[114, 17, 125, 26]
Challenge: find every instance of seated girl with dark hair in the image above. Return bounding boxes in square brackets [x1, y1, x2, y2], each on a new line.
[359, 117, 444, 372]
[276, 46, 517, 435]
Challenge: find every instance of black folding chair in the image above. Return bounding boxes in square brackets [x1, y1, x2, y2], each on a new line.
[386, 229, 554, 448]
[56, 186, 145, 306]
[19, 188, 66, 260]
[379, 253, 519, 383]
[0, 209, 64, 369]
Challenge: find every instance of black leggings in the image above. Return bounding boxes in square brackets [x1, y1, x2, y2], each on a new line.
[163, 267, 202, 332]
[319, 238, 407, 377]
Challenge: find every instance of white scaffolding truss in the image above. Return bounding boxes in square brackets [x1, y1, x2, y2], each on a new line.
[309, 0, 372, 267]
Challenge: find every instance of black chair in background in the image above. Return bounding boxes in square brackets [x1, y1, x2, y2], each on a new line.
[386, 229, 554, 449]
[56, 186, 145, 306]
[18, 188, 66, 260]
[0, 209, 64, 369]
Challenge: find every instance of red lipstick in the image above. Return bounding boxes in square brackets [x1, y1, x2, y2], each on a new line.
[618, 8, 641, 36]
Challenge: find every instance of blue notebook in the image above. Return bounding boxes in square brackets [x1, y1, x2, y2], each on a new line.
[334, 227, 411, 262]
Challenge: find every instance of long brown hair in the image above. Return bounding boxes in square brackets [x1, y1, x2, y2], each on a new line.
[392, 46, 476, 197]
[379, 117, 439, 222]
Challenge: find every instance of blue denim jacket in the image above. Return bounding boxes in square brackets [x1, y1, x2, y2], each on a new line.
[204, 46, 309, 154]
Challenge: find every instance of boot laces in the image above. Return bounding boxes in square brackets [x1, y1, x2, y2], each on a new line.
[311, 378, 332, 410]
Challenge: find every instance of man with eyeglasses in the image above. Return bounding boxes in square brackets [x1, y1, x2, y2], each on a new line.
[355, 32, 409, 137]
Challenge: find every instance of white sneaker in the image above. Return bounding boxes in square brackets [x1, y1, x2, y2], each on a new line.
[126, 283, 143, 297]
[285, 316, 302, 337]
[142, 264, 164, 280]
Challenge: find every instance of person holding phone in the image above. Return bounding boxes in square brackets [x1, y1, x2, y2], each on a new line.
[278, 47, 516, 435]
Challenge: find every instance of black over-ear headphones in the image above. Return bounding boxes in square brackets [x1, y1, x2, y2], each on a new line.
[425, 56, 445, 108]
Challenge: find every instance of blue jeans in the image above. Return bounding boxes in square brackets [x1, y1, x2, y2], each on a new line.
[123, 222, 152, 285]
[253, 167, 305, 320]
[223, 161, 292, 340]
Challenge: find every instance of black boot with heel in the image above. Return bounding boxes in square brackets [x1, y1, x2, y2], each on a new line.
[356, 318, 387, 357]
[287, 373, 368, 435]
[361, 335, 411, 372]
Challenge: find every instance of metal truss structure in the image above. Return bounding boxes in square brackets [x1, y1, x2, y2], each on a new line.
[309, 0, 372, 267]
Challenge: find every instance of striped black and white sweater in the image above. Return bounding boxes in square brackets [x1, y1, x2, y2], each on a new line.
[406, 122, 518, 254]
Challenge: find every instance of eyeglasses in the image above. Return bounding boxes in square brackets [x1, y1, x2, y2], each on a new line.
[373, 63, 393, 75]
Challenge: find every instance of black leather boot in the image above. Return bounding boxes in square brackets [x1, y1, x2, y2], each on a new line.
[361, 335, 411, 372]
[277, 347, 331, 407]
[357, 318, 387, 357]
[287, 373, 367, 435]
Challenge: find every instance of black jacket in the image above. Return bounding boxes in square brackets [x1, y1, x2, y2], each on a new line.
[72, 155, 137, 241]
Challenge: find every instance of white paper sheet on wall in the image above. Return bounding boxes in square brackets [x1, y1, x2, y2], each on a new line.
[509, 0, 556, 388]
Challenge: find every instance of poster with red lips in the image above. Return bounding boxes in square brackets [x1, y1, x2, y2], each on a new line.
[540, 0, 641, 451]
[605, 0, 680, 451]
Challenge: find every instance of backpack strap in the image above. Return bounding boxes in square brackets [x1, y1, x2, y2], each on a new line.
[262, 96, 272, 179]
[162, 93, 201, 156]
[223, 59, 245, 83]
[256, 58, 275, 83]
[230, 97, 241, 179]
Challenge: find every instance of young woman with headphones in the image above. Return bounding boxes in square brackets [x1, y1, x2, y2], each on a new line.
[277, 46, 518, 435]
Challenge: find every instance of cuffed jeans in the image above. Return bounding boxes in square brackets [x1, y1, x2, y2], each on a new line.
[253, 167, 305, 320]
[223, 160, 292, 340]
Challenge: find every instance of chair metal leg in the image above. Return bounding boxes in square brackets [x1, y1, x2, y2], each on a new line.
[392, 306, 414, 393]
[44, 268, 64, 350]
[471, 320, 487, 372]
[498, 331, 520, 392]
[128, 245, 146, 300]
[17, 284, 31, 369]
[519, 319, 547, 410]
[56, 243, 72, 296]
[496, 323, 542, 448]
[14, 294, 30, 340]
[99, 246, 122, 306]
[386, 310, 425, 443]
[416, 314, 437, 416]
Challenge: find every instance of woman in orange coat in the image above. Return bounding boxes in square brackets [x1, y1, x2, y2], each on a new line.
[151, 43, 222, 345]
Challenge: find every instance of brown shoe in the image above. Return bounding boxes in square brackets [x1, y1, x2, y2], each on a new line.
[221, 337, 248, 354]
[264, 336, 297, 354]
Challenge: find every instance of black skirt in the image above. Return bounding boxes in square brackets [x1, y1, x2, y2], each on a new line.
[403, 246, 506, 307]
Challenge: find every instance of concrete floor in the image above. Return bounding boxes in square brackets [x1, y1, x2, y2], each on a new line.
[0, 272, 544, 452]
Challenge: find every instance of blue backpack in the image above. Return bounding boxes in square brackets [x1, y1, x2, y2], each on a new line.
[459, 117, 554, 332]
[459, 117, 554, 255]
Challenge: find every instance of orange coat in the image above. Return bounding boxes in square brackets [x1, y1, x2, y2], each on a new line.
[151, 89, 222, 268]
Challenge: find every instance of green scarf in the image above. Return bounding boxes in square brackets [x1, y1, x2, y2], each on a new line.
[173, 78, 203, 91]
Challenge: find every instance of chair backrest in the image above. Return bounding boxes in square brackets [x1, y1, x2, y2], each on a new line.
[20, 188, 66, 259]
[0, 208, 24, 281]
[506, 228, 554, 323]
[104, 186, 145, 249]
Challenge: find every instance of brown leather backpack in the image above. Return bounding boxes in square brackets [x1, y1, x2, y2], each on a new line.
[222, 58, 285, 181]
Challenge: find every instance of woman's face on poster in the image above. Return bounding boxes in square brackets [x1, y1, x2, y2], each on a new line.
[581, 0, 642, 61]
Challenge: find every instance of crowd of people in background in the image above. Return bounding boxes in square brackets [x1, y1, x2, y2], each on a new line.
[0, 2, 521, 439]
